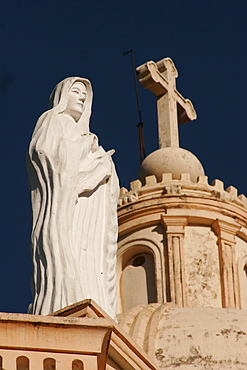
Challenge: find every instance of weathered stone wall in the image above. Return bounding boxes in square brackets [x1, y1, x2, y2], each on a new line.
[119, 304, 247, 369]
[184, 226, 221, 308]
[154, 307, 247, 369]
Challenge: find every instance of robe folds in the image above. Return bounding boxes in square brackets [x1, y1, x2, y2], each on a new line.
[27, 77, 119, 318]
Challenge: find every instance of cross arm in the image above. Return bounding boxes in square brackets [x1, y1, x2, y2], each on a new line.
[137, 58, 197, 125]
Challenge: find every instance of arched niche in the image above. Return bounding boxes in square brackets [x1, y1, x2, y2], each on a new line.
[72, 359, 84, 369]
[117, 240, 165, 313]
[43, 358, 56, 370]
[16, 356, 29, 370]
[238, 255, 247, 309]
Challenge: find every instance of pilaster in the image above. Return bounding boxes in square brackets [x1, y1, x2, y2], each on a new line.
[212, 219, 240, 308]
[161, 215, 188, 306]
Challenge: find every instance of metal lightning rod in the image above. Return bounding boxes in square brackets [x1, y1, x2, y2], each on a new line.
[123, 49, 145, 164]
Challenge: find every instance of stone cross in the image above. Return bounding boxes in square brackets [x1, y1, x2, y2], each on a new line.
[136, 57, 197, 148]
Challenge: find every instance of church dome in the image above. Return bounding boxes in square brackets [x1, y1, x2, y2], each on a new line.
[138, 147, 205, 184]
[119, 303, 247, 369]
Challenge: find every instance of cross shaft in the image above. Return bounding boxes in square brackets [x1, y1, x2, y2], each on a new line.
[137, 57, 197, 148]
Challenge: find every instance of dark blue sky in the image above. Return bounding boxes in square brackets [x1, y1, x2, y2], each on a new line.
[1, 0, 247, 313]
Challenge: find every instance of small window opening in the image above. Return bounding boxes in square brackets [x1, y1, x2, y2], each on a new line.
[16, 356, 29, 370]
[244, 263, 247, 277]
[43, 358, 56, 370]
[72, 360, 84, 370]
[133, 255, 146, 266]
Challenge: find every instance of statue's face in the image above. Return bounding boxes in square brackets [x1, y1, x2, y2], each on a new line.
[64, 81, 87, 122]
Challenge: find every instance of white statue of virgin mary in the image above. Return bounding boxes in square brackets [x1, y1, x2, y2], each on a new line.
[27, 77, 119, 318]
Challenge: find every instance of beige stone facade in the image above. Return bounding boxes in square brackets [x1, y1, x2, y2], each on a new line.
[117, 173, 247, 368]
[0, 300, 158, 370]
[117, 173, 247, 313]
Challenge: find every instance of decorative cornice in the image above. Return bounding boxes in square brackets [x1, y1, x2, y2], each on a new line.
[161, 215, 188, 234]
[118, 173, 247, 210]
[212, 219, 240, 244]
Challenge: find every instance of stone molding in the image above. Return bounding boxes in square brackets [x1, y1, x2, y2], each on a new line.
[118, 174, 247, 210]
[118, 174, 247, 240]
[212, 219, 240, 244]
[117, 239, 165, 307]
[0, 313, 112, 370]
[52, 299, 158, 370]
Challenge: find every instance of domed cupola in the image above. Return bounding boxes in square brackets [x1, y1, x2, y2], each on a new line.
[117, 57, 247, 318]
[116, 57, 247, 368]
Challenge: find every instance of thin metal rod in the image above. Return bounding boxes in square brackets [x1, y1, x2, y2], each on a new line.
[130, 50, 142, 124]
[124, 49, 145, 163]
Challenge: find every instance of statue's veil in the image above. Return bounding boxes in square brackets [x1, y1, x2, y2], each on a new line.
[31, 77, 93, 142]
[48, 77, 93, 135]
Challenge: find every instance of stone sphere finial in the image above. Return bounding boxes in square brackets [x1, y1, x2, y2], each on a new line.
[138, 147, 205, 184]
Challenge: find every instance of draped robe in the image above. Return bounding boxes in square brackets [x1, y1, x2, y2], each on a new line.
[27, 77, 119, 318]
